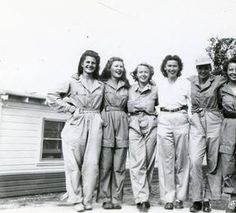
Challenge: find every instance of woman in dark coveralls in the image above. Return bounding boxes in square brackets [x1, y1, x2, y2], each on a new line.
[219, 57, 236, 213]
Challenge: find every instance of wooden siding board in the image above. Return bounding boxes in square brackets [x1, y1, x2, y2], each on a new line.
[0, 187, 66, 198]
[0, 172, 66, 198]
[0, 178, 65, 187]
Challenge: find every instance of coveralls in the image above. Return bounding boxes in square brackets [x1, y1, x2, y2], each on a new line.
[188, 75, 225, 201]
[157, 77, 191, 203]
[47, 74, 104, 205]
[97, 79, 129, 205]
[127, 83, 158, 204]
[219, 83, 236, 196]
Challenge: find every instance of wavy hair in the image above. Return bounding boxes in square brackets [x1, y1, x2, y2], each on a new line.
[223, 56, 236, 79]
[100, 57, 130, 88]
[77, 50, 100, 79]
[131, 63, 154, 84]
[160, 55, 183, 78]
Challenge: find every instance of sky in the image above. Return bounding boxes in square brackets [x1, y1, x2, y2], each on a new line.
[0, 0, 236, 95]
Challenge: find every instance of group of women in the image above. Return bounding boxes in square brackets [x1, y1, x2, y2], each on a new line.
[47, 49, 236, 213]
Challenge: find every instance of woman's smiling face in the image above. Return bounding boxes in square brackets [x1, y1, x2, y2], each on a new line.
[137, 65, 151, 85]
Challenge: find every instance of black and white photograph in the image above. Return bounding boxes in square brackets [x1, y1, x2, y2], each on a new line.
[0, 0, 236, 212]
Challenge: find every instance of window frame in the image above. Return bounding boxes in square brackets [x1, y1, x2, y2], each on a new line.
[37, 117, 66, 166]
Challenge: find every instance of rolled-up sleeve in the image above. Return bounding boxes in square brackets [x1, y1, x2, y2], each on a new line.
[47, 80, 76, 114]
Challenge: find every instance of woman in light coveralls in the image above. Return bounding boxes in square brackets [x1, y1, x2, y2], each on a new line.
[97, 57, 130, 210]
[157, 55, 191, 210]
[128, 63, 158, 212]
[219, 57, 236, 213]
[188, 56, 225, 212]
[47, 50, 104, 212]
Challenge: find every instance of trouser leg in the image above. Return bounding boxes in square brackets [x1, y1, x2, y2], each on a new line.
[62, 140, 85, 204]
[174, 124, 190, 201]
[98, 147, 113, 203]
[145, 127, 157, 192]
[221, 153, 236, 195]
[129, 129, 149, 203]
[82, 117, 103, 205]
[205, 121, 222, 200]
[189, 115, 206, 202]
[112, 148, 127, 204]
[157, 125, 175, 202]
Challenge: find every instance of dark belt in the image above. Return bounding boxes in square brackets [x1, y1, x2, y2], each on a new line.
[129, 110, 157, 116]
[160, 105, 188, 112]
[105, 106, 124, 112]
[223, 110, 236, 119]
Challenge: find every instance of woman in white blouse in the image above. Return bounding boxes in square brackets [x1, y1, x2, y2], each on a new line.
[156, 55, 191, 210]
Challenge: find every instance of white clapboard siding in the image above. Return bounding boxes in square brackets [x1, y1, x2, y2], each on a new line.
[0, 151, 36, 159]
[0, 98, 66, 175]
[0, 136, 39, 144]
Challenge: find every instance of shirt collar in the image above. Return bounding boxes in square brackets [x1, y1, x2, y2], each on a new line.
[134, 83, 152, 93]
[190, 75, 215, 89]
[221, 83, 235, 96]
[77, 74, 102, 93]
[106, 79, 126, 90]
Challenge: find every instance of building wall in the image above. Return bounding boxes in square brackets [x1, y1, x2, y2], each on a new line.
[0, 100, 68, 175]
[0, 98, 69, 197]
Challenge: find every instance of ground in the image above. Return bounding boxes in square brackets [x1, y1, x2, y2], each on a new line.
[0, 184, 228, 212]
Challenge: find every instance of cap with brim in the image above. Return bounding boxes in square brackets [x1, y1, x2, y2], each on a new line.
[195, 56, 212, 66]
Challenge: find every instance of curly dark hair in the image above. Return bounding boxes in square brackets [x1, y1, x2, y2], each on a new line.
[223, 56, 236, 79]
[77, 50, 100, 79]
[131, 63, 154, 84]
[160, 55, 183, 78]
[100, 57, 130, 88]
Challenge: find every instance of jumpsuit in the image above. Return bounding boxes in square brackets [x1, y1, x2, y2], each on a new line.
[127, 83, 158, 204]
[188, 75, 225, 201]
[157, 77, 191, 203]
[97, 79, 129, 205]
[47, 74, 104, 205]
[219, 83, 236, 195]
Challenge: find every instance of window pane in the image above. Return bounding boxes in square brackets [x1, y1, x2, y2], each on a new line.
[42, 139, 63, 159]
[42, 120, 65, 160]
[44, 120, 65, 138]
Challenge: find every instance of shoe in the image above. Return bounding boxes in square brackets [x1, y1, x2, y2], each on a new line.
[74, 203, 84, 212]
[137, 202, 142, 210]
[84, 204, 92, 211]
[102, 202, 113, 209]
[164, 202, 174, 210]
[226, 200, 236, 213]
[112, 203, 122, 209]
[139, 202, 149, 212]
[143, 201, 151, 209]
[203, 201, 211, 212]
[190, 201, 202, 212]
[175, 200, 184, 209]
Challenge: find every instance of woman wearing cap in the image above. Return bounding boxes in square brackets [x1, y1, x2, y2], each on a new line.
[128, 63, 158, 212]
[157, 55, 191, 210]
[47, 50, 104, 212]
[97, 57, 130, 210]
[219, 57, 236, 213]
[188, 56, 226, 212]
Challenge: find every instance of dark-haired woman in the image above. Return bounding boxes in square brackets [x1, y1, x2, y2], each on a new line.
[157, 55, 191, 210]
[219, 57, 236, 213]
[47, 50, 104, 212]
[128, 63, 158, 212]
[97, 57, 130, 210]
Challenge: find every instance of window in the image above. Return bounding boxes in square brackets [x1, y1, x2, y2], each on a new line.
[42, 120, 65, 160]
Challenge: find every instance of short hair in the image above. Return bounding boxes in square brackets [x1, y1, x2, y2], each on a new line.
[131, 63, 154, 83]
[223, 57, 236, 77]
[77, 50, 100, 79]
[100, 57, 130, 88]
[160, 55, 183, 78]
